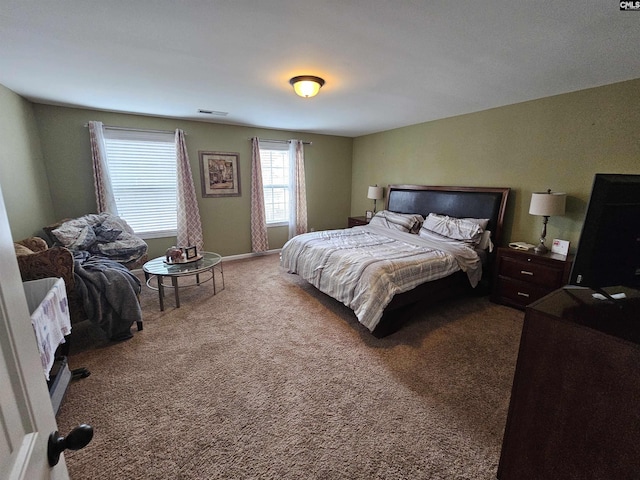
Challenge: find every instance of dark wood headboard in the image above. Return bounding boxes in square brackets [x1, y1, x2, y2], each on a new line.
[386, 184, 510, 247]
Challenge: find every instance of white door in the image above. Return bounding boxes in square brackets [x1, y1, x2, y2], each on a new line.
[0, 185, 70, 480]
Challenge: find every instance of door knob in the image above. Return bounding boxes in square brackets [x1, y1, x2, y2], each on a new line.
[48, 424, 94, 467]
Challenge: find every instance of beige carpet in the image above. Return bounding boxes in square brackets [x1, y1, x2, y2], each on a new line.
[56, 254, 524, 479]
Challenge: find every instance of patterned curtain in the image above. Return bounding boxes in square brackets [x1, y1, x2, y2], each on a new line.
[288, 139, 308, 239]
[250, 137, 269, 252]
[89, 121, 118, 214]
[175, 130, 204, 251]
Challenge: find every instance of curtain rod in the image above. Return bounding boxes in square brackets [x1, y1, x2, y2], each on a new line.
[84, 124, 180, 135]
[251, 137, 312, 145]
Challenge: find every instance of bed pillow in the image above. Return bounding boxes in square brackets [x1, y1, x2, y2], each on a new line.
[368, 210, 424, 233]
[464, 218, 490, 231]
[477, 230, 493, 251]
[422, 213, 484, 243]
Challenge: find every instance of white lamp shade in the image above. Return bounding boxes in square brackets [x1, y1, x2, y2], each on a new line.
[529, 191, 566, 216]
[367, 186, 384, 200]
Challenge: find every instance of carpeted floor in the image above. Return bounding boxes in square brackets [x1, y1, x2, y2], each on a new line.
[56, 254, 524, 479]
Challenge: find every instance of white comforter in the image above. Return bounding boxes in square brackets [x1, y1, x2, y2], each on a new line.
[280, 225, 482, 331]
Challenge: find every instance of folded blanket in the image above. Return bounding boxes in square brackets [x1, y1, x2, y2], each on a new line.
[73, 251, 142, 340]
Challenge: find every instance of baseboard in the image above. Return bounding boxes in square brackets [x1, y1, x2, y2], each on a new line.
[222, 249, 281, 262]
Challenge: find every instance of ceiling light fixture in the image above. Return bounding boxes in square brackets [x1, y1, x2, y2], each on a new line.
[289, 75, 325, 98]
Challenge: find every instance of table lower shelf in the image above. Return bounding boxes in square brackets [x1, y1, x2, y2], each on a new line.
[144, 263, 224, 311]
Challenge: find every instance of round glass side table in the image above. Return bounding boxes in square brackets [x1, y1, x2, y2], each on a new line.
[142, 252, 224, 311]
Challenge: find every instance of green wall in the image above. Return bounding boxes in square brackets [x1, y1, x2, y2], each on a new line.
[3, 78, 640, 259]
[352, 78, 640, 251]
[32, 105, 353, 258]
[0, 84, 56, 240]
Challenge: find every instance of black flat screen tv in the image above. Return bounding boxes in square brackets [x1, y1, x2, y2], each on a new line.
[569, 174, 640, 289]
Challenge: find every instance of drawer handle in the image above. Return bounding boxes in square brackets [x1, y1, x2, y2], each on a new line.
[517, 292, 530, 298]
[520, 270, 534, 276]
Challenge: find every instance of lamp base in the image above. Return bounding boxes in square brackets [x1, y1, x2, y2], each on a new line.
[534, 243, 548, 255]
[534, 216, 550, 255]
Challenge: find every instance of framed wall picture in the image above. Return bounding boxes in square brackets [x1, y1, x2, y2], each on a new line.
[199, 151, 241, 197]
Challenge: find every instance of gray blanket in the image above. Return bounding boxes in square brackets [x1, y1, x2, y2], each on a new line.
[73, 252, 142, 340]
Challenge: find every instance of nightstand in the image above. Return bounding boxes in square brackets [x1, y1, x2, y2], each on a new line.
[491, 247, 574, 310]
[348, 216, 369, 227]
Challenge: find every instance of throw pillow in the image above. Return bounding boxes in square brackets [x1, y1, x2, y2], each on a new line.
[14, 243, 34, 256]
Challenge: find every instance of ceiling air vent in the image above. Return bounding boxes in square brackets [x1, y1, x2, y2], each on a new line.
[198, 109, 228, 116]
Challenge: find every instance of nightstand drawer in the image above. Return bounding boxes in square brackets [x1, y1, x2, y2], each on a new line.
[495, 277, 551, 308]
[500, 256, 565, 287]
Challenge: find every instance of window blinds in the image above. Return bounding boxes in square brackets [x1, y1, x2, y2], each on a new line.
[103, 128, 178, 238]
[259, 141, 290, 224]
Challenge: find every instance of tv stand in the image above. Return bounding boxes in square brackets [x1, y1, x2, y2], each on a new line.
[498, 286, 640, 479]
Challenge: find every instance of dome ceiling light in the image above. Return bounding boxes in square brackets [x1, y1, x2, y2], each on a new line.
[289, 75, 325, 98]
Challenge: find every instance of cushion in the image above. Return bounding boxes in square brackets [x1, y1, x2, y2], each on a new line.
[422, 213, 484, 243]
[14, 243, 34, 256]
[368, 210, 424, 234]
[68, 225, 97, 250]
[50, 213, 134, 247]
[90, 236, 148, 264]
[17, 237, 49, 252]
[51, 221, 86, 247]
[94, 225, 123, 243]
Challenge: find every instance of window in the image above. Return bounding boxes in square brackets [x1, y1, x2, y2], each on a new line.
[103, 128, 177, 238]
[260, 142, 290, 225]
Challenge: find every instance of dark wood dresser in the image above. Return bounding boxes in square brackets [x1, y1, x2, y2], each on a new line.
[498, 286, 640, 479]
[491, 247, 574, 309]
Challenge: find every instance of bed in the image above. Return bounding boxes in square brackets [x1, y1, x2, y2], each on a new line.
[281, 184, 510, 337]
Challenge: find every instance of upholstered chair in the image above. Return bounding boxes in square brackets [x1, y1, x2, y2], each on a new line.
[14, 237, 86, 324]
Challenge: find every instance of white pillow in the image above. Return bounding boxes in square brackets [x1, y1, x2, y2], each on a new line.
[477, 230, 493, 251]
[464, 218, 490, 231]
[422, 213, 484, 243]
[368, 210, 424, 234]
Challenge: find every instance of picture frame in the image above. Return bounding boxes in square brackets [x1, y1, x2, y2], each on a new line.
[199, 151, 241, 197]
[365, 210, 373, 220]
[183, 246, 198, 260]
[551, 238, 570, 257]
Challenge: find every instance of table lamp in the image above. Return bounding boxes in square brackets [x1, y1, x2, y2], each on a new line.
[367, 185, 384, 213]
[529, 189, 566, 254]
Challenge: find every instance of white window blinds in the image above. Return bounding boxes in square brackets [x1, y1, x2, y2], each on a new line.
[103, 128, 177, 238]
[259, 142, 290, 224]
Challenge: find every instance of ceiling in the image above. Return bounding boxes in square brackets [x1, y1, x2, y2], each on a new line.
[1, 1, 640, 138]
